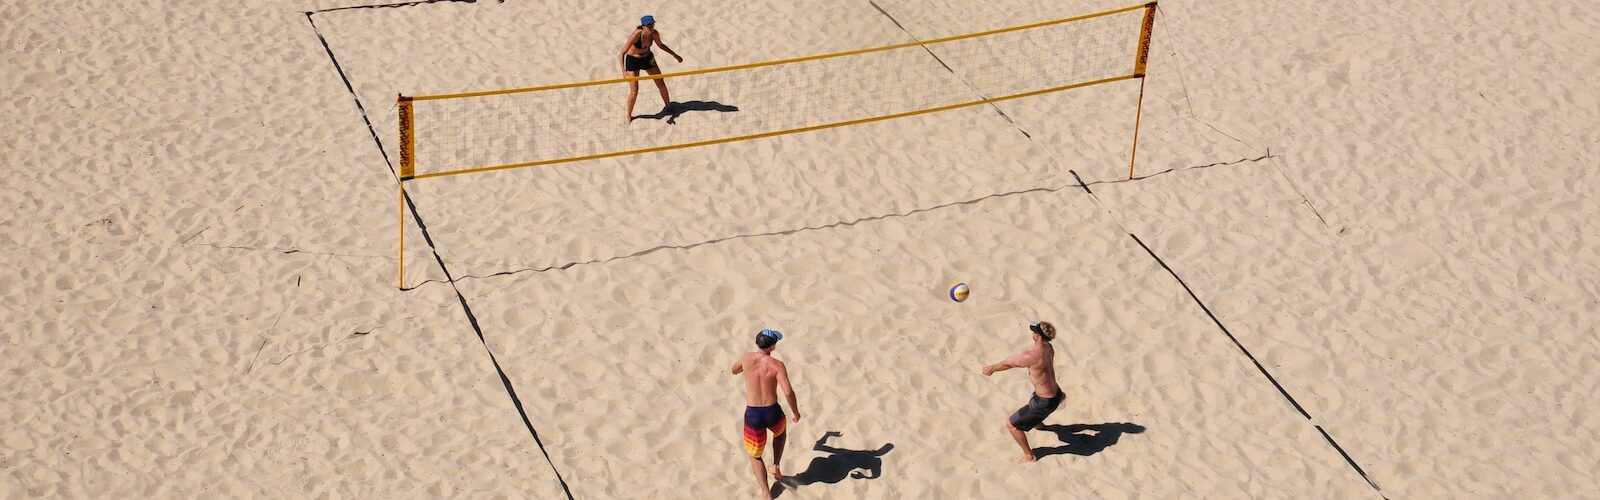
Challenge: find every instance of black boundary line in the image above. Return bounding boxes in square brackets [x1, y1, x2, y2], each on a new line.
[1069, 170, 1095, 195]
[1126, 232, 1313, 420]
[1134, 230, 1386, 499]
[1317, 425, 1386, 494]
[306, 12, 397, 176]
[305, 9, 576, 499]
[1069, 167, 1387, 498]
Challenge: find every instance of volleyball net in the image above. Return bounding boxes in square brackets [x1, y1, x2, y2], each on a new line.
[397, 2, 1156, 181]
[394, 2, 1157, 287]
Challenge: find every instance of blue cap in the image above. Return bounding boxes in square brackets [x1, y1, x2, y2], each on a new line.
[641, 15, 655, 26]
[759, 328, 783, 342]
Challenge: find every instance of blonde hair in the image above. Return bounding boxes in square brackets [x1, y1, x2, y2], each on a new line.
[1035, 321, 1057, 342]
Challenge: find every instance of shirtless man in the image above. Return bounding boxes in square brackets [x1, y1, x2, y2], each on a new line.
[731, 329, 801, 499]
[982, 321, 1063, 463]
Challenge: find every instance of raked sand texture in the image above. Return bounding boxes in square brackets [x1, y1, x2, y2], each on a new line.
[4, 0, 1599, 499]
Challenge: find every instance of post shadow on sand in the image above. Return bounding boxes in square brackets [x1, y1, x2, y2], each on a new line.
[772, 431, 892, 498]
[634, 100, 739, 124]
[1033, 422, 1146, 459]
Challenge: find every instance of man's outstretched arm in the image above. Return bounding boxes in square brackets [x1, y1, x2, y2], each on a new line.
[982, 349, 1040, 376]
[731, 357, 744, 375]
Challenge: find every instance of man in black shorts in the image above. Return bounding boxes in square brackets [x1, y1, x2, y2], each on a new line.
[982, 321, 1063, 463]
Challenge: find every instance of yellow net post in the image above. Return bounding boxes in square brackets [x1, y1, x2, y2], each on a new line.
[398, 180, 406, 290]
[1128, 77, 1148, 180]
[1128, 2, 1157, 179]
[397, 94, 415, 290]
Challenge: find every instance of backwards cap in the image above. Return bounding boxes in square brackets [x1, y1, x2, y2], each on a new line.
[1029, 321, 1057, 341]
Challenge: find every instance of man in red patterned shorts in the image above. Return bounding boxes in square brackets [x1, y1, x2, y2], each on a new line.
[731, 329, 801, 499]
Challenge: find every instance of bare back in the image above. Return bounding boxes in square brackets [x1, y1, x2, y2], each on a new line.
[739, 352, 784, 406]
[1026, 343, 1060, 398]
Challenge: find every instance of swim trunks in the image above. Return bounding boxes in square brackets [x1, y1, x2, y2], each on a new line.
[1008, 391, 1064, 431]
[624, 53, 657, 72]
[742, 404, 787, 458]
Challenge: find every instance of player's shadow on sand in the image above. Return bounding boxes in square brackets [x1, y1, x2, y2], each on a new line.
[634, 100, 739, 124]
[773, 431, 893, 498]
[1034, 422, 1146, 459]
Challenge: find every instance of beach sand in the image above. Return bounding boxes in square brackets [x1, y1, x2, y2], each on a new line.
[3, 0, 1597, 497]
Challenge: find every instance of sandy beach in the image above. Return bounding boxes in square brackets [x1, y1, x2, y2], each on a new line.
[4, 0, 1597, 497]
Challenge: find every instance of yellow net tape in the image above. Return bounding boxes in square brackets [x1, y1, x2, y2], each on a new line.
[409, 74, 1139, 180]
[1135, 4, 1156, 75]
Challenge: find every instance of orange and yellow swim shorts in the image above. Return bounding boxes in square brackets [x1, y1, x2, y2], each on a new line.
[742, 404, 786, 458]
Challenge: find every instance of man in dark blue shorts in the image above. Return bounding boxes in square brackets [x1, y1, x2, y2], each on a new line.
[982, 321, 1062, 463]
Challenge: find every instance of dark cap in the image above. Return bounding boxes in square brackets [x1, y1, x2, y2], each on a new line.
[1029, 321, 1056, 341]
[755, 328, 783, 349]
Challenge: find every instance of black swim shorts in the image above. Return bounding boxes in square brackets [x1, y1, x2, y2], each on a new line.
[1008, 392, 1064, 431]
[624, 53, 657, 72]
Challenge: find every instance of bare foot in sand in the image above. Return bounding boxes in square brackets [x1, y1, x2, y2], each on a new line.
[1017, 454, 1038, 464]
[768, 464, 784, 481]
